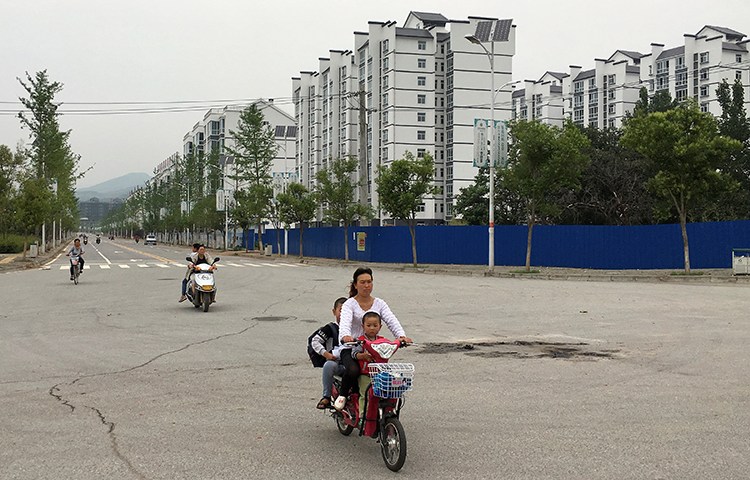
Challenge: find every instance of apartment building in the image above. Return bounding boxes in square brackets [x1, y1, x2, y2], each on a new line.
[511, 25, 749, 128]
[181, 100, 297, 196]
[293, 11, 516, 225]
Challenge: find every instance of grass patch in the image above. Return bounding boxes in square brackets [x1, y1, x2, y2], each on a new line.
[670, 271, 706, 276]
[511, 269, 541, 274]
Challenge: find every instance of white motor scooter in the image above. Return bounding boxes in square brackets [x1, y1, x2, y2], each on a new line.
[184, 256, 220, 312]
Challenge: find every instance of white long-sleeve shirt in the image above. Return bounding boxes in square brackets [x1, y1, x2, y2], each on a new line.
[338, 297, 405, 342]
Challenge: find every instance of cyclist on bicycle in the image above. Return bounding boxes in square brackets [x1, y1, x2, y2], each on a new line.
[66, 238, 85, 280]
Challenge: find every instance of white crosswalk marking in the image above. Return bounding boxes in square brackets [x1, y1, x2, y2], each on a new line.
[244, 263, 261, 267]
[154, 263, 170, 268]
[52, 261, 312, 271]
[100, 265, 110, 269]
[137, 264, 149, 268]
[261, 263, 280, 268]
[278, 263, 298, 268]
[227, 263, 244, 267]
[119, 264, 130, 269]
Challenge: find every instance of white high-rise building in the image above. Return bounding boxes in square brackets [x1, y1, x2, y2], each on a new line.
[293, 11, 516, 224]
[511, 25, 749, 128]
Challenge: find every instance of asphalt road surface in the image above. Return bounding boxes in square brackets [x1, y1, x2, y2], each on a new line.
[1, 238, 749, 479]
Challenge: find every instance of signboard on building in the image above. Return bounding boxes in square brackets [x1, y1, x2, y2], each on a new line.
[356, 232, 366, 252]
[216, 189, 225, 212]
[473, 119, 489, 167]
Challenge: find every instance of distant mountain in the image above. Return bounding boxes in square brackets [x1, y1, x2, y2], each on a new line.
[76, 172, 151, 201]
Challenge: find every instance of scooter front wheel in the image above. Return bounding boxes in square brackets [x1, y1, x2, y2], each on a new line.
[380, 416, 407, 472]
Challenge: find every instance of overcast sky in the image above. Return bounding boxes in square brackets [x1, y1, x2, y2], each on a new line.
[2, 0, 749, 187]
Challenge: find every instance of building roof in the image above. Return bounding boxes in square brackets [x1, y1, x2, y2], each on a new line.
[573, 69, 596, 81]
[702, 25, 746, 40]
[395, 27, 433, 39]
[657, 45, 685, 59]
[616, 50, 645, 59]
[550, 85, 563, 94]
[545, 71, 568, 81]
[512, 89, 525, 98]
[410, 11, 449, 26]
[723, 41, 748, 52]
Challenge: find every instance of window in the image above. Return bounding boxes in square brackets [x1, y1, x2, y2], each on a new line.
[608, 90, 616, 100]
[589, 92, 598, 104]
[382, 111, 388, 125]
[417, 112, 426, 122]
[417, 130, 426, 140]
[700, 69, 709, 81]
[608, 74, 616, 85]
[588, 105, 598, 118]
[574, 81, 584, 93]
[676, 56, 685, 70]
[382, 130, 388, 142]
[417, 94, 426, 104]
[418, 40, 426, 51]
[382, 39, 389, 53]
[656, 60, 669, 75]
[588, 78, 596, 90]
[418, 58, 426, 68]
[382, 57, 389, 70]
[382, 75, 389, 88]
[417, 148, 426, 158]
[737, 54, 743, 63]
[737, 70, 743, 81]
[608, 104, 616, 115]
[700, 85, 708, 97]
[700, 103, 709, 113]
[382, 93, 389, 106]
[417, 76, 426, 86]
[676, 72, 687, 87]
[700, 52, 709, 64]
[676, 89, 688, 102]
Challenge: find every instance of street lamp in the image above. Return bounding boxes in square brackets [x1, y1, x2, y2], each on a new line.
[465, 18, 514, 274]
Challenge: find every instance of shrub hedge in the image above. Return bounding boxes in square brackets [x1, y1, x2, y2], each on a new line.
[0, 235, 37, 254]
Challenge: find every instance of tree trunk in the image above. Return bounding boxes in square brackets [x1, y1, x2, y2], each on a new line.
[257, 222, 263, 250]
[408, 221, 418, 267]
[680, 210, 691, 274]
[276, 227, 281, 257]
[344, 225, 349, 261]
[525, 214, 535, 273]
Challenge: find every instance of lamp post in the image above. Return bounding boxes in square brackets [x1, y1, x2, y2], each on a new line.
[466, 30, 517, 274]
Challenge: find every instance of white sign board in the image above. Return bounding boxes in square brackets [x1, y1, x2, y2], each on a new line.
[216, 189, 225, 212]
[473, 119, 509, 168]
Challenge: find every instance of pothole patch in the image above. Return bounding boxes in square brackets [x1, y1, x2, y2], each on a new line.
[253, 316, 296, 322]
[419, 340, 620, 360]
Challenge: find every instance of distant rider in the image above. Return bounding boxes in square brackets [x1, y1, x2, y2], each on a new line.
[66, 238, 85, 280]
[179, 243, 201, 303]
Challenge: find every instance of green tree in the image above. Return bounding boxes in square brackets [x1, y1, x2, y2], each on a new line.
[559, 127, 654, 225]
[232, 184, 273, 250]
[632, 87, 677, 117]
[315, 157, 372, 261]
[15, 176, 53, 255]
[276, 182, 317, 259]
[225, 104, 278, 249]
[454, 167, 525, 226]
[17, 70, 83, 240]
[506, 120, 590, 272]
[716, 79, 750, 143]
[375, 151, 438, 267]
[622, 102, 742, 273]
[0, 145, 24, 234]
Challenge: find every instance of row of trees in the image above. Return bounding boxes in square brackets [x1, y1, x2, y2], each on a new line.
[103, 104, 436, 266]
[455, 80, 750, 273]
[0, 71, 84, 252]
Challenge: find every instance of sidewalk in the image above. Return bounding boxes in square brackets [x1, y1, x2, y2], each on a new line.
[0, 243, 69, 272]
[216, 249, 750, 285]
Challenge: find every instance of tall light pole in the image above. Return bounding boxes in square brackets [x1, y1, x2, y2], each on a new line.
[466, 19, 514, 274]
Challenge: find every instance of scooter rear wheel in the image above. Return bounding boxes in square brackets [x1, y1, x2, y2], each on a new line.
[335, 413, 353, 436]
[380, 416, 407, 472]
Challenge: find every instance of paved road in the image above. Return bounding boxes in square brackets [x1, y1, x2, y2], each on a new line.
[2, 238, 749, 479]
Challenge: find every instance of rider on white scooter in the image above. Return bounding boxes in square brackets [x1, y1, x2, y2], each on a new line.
[190, 245, 217, 298]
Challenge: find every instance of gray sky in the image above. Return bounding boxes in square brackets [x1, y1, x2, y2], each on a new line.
[2, 0, 748, 187]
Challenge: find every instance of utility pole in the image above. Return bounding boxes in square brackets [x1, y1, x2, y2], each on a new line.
[358, 89, 368, 213]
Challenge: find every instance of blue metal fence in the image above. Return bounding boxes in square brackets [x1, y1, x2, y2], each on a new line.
[251, 220, 750, 269]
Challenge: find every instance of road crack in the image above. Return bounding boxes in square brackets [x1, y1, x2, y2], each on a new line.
[48, 321, 258, 479]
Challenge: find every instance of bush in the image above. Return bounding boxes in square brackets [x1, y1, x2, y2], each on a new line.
[0, 235, 36, 254]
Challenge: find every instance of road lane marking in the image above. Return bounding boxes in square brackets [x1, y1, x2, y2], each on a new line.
[278, 263, 299, 267]
[100, 265, 111, 269]
[119, 264, 130, 269]
[154, 263, 170, 268]
[90, 243, 112, 264]
[244, 263, 261, 267]
[137, 264, 149, 268]
[227, 263, 244, 267]
[261, 263, 280, 268]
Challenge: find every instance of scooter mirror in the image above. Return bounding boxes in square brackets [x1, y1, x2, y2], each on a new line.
[185, 256, 193, 262]
[213, 257, 220, 263]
